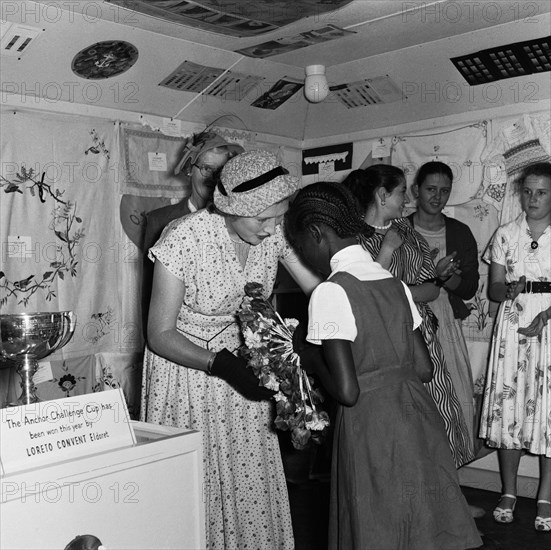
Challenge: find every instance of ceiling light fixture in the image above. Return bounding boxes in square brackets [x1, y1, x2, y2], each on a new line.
[304, 65, 329, 103]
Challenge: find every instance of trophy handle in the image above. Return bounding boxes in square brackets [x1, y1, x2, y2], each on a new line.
[55, 311, 76, 351]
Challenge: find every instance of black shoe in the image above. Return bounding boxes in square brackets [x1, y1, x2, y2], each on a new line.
[469, 534, 502, 550]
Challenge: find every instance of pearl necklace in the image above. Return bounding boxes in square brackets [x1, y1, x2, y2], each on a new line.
[370, 221, 392, 230]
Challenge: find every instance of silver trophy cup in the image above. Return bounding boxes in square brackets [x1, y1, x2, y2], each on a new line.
[0, 311, 75, 406]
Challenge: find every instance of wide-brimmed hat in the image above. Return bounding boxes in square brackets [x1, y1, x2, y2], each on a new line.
[173, 131, 244, 175]
[214, 150, 298, 216]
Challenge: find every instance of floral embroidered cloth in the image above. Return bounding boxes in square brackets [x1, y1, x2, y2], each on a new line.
[0, 109, 142, 407]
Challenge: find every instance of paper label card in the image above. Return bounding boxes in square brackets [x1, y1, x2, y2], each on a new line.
[148, 152, 168, 171]
[319, 161, 335, 179]
[502, 122, 527, 145]
[0, 389, 136, 475]
[7, 236, 32, 259]
[162, 118, 182, 137]
[32, 361, 54, 385]
[372, 138, 390, 158]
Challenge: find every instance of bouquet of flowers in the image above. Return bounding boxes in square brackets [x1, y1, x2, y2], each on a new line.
[237, 282, 329, 450]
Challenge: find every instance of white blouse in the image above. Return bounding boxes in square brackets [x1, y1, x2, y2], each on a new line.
[307, 245, 422, 344]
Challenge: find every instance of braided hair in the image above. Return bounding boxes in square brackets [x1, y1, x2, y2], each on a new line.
[285, 182, 369, 248]
[342, 165, 406, 212]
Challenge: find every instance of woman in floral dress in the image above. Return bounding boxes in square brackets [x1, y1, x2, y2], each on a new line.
[140, 150, 319, 549]
[480, 161, 551, 531]
[343, 166, 475, 468]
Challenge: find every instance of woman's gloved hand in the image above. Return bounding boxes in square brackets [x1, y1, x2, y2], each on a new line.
[292, 322, 326, 375]
[210, 348, 275, 401]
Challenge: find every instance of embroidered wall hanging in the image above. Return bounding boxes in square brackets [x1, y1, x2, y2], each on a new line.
[302, 143, 353, 176]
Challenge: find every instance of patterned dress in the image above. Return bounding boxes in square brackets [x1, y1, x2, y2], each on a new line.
[359, 218, 475, 467]
[140, 209, 295, 549]
[479, 213, 551, 457]
[415, 224, 476, 448]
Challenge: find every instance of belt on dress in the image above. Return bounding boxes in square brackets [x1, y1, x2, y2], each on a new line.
[179, 321, 239, 351]
[520, 281, 551, 293]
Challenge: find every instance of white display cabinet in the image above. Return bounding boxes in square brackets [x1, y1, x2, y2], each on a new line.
[0, 422, 205, 550]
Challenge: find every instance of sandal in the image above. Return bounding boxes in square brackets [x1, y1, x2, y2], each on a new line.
[535, 499, 551, 532]
[493, 494, 516, 524]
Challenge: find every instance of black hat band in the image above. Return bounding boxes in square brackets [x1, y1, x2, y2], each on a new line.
[217, 166, 289, 196]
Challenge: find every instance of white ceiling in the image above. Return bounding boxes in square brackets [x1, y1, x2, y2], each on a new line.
[1, 0, 550, 142]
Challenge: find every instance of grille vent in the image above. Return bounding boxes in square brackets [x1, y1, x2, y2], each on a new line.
[0, 21, 42, 57]
[451, 36, 550, 85]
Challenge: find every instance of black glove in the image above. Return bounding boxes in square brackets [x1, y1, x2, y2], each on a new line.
[210, 348, 275, 401]
[292, 322, 326, 375]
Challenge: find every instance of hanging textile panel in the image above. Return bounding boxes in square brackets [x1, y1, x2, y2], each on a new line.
[119, 126, 189, 198]
[0, 109, 142, 364]
[480, 111, 550, 220]
[392, 121, 488, 207]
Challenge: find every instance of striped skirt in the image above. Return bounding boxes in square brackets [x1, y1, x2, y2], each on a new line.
[419, 302, 475, 468]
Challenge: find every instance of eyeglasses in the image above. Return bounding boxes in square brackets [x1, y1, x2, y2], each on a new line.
[193, 163, 218, 177]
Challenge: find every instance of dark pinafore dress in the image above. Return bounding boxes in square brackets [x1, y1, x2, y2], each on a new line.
[328, 272, 481, 550]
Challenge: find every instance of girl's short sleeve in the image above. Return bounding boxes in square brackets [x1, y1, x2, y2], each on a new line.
[306, 281, 357, 345]
[147, 218, 197, 282]
[483, 226, 507, 266]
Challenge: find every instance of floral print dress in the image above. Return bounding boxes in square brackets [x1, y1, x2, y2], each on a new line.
[479, 213, 551, 457]
[140, 209, 295, 549]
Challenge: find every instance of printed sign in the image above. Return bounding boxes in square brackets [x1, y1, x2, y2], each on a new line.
[32, 361, 54, 385]
[6, 236, 32, 259]
[162, 118, 182, 137]
[372, 138, 391, 159]
[0, 389, 136, 475]
[148, 152, 168, 171]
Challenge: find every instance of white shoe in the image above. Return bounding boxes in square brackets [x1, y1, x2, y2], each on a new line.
[535, 499, 551, 532]
[493, 494, 516, 524]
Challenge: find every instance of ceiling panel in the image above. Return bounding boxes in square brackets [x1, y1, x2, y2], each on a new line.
[105, 0, 357, 37]
[1, 1, 550, 142]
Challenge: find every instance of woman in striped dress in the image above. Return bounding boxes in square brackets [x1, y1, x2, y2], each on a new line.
[342, 166, 475, 467]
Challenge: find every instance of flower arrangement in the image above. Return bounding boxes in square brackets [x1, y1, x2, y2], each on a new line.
[237, 282, 329, 450]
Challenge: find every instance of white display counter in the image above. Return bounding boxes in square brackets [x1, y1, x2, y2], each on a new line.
[0, 421, 205, 550]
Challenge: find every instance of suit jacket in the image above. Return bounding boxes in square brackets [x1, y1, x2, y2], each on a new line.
[142, 200, 192, 339]
[408, 213, 479, 320]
